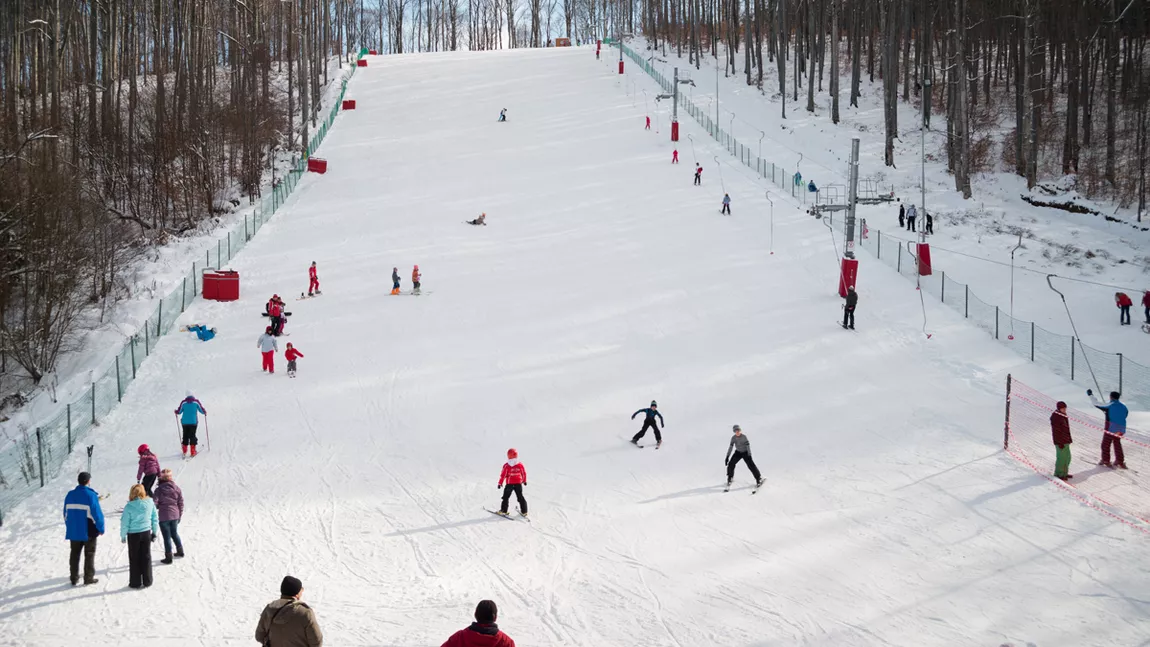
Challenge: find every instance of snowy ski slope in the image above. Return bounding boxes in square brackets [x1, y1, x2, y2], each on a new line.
[1, 47, 1148, 647]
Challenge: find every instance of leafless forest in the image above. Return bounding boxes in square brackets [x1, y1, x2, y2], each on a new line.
[1, 0, 1148, 402]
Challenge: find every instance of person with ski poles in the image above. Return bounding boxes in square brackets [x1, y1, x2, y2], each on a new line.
[630, 401, 664, 447]
[724, 425, 763, 490]
[136, 444, 161, 497]
[258, 325, 279, 373]
[721, 194, 731, 215]
[308, 262, 321, 296]
[174, 392, 206, 458]
[496, 449, 528, 518]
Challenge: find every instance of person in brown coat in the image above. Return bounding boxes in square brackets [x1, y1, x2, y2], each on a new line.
[1051, 401, 1073, 480]
[255, 576, 323, 647]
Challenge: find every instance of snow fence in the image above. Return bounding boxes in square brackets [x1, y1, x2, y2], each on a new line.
[0, 52, 366, 526]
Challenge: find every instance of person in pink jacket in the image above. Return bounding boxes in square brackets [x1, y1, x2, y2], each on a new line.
[136, 444, 161, 497]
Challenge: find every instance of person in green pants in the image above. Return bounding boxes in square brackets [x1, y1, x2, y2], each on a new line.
[1051, 401, 1073, 480]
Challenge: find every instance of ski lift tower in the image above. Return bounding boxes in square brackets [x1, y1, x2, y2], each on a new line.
[668, 67, 695, 142]
[618, 31, 632, 74]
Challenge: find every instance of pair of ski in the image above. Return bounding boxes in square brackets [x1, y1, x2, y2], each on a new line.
[296, 291, 322, 301]
[391, 291, 431, 296]
[485, 509, 531, 523]
[631, 441, 661, 449]
[725, 481, 764, 494]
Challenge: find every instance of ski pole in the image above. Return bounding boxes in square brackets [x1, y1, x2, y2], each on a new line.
[205, 415, 210, 452]
[174, 414, 182, 445]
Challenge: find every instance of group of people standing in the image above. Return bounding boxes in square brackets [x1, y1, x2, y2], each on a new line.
[1112, 291, 1150, 326]
[897, 202, 933, 235]
[391, 265, 422, 295]
[1049, 389, 1130, 481]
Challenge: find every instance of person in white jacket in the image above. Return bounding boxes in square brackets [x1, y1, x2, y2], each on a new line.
[257, 326, 279, 373]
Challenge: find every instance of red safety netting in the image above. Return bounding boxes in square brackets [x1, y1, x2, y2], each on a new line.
[1005, 377, 1150, 532]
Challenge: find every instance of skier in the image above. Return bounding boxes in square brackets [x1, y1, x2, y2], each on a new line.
[412, 265, 422, 295]
[898, 202, 905, 229]
[285, 342, 304, 378]
[1143, 290, 1150, 324]
[152, 468, 185, 564]
[694, 165, 703, 186]
[906, 204, 917, 233]
[924, 211, 934, 235]
[724, 425, 763, 490]
[467, 213, 487, 226]
[630, 401, 664, 447]
[1089, 389, 1128, 469]
[672, 149, 679, 164]
[136, 444, 161, 497]
[1115, 292, 1133, 326]
[1051, 401, 1073, 480]
[269, 298, 285, 336]
[496, 449, 528, 518]
[441, 600, 516, 647]
[645, 116, 651, 130]
[185, 324, 216, 341]
[174, 392, 206, 458]
[64, 471, 105, 586]
[258, 325, 279, 373]
[843, 286, 858, 329]
[391, 267, 401, 295]
[120, 483, 159, 589]
[721, 193, 731, 215]
[308, 262, 320, 296]
[498, 109, 507, 122]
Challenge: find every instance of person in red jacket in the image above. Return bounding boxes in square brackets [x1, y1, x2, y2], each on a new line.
[672, 149, 678, 164]
[308, 262, 320, 296]
[441, 600, 515, 647]
[1142, 291, 1150, 325]
[1051, 401, 1073, 480]
[645, 116, 650, 130]
[496, 449, 527, 517]
[268, 298, 285, 336]
[285, 343, 304, 378]
[1115, 292, 1133, 325]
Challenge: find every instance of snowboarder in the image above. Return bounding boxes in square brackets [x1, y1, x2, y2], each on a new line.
[256, 577, 324, 647]
[721, 193, 731, 215]
[174, 392, 206, 458]
[724, 425, 763, 489]
[906, 204, 917, 233]
[391, 267, 401, 295]
[645, 116, 651, 130]
[498, 109, 507, 122]
[496, 449, 528, 517]
[467, 213, 487, 226]
[630, 401, 664, 447]
[120, 483, 158, 589]
[672, 149, 679, 164]
[412, 265, 422, 295]
[1089, 389, 1128, 469]
[843, 286, 858, 329]
[898, 203, 905, 229]
[1143, 290, 1150, 324]
[64, 471, 105, 586]
[153, 468, 185, 564]
[136, 444, 161, 497]
[1115, 292, 1133, 326]
[258, 325, 279, 373]
[285, 342, 304, 378]
[441, 600, 516, 647]
[1051, 401, 1073, 480]
[694, 165, 703, 186]
[924, 211, 934, 235]
[308, 262, 320, 296]
[185, 324, 216, 341]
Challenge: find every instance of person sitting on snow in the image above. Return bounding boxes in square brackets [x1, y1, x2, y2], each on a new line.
[185, 324, 216, 342]
[467, 213, 487, 226]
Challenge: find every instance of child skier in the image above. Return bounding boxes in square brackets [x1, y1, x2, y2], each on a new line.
[185, 324, 216, 341]
[285, 343, 304, 378]
[694, 165, 703, 186]
[412, 265, 422, 295]
[308, 262, 321, 296]
[721, 194, 731, 215]
[496, 449, 528, 517]
[258, 325, 278, 373]
[645, 116, 651, 130]
[136, 444, 161, 497]
[672, 149, 679, 164]
[630, 401, 664, 447]
[174, 392, 206, 458]
[391, 267, 401, 295]
[467, 213, 487, 226]
[724, 425, 763, 490]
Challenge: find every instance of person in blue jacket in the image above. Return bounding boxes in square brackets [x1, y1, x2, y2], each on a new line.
[121, 483, 159, 589]
[175, 391, 207, 458]
[1089, 389, 1129, 469]
[630, 400, 665, 447]
[64, 471, 105, 586]
[186, 324, 216, 341]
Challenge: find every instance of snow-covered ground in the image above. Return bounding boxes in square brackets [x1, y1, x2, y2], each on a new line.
[616, 40, 1150, 367]
[0, 47, 1148, 647]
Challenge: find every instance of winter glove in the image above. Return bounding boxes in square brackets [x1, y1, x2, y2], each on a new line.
[151, 535, 156, 543]
[497, 484, 503, 489]
[724, 458, 729, 466]
[121, 539, 126, 544]
[1087, 389, 1093, 396]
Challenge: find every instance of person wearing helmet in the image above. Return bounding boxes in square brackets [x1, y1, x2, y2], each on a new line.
[308, 261, 321, 296]
[496, 449, 528, 517]
[412, 265, 422, 295]
[258, 325, 279, 373]
[391, 267, 401, 295]
[174, 392, 206, 458]
[268, 297, 285, 336]
[724, 425, 763, 490]
[630, 400, 664, 448]
[285, 343, 305, 378]
[136, 444, 162, 497]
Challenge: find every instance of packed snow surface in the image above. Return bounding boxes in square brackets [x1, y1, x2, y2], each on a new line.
[1, 47, 1148, 647]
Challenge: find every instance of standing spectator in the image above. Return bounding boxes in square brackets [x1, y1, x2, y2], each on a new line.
[120, 484, 158, 589]
[1142, 290, 1150, 324]
[441, 600, 516, 647]
[258, 326, 279, 373]
[843, 286, 858, 330]
[724, 425, 763, 489]
[694, 165, 703, 186]
[924, 211, 934, 235]
[153, 468, 185, 564]
[898, 202, 905, 229]
[906, 204, 917, 232]
[175, 392, 206, 458]
[1115, 292, 1133, 326]
[255, 576, 324, 647]
[64, 471, 105, 586]
[308, 262, 320, 296]
[137, 444, 161, 497]
[721, 193, 731, 215]
[1089, 389, 1128, 469]
[1051, 401, 1073, 480]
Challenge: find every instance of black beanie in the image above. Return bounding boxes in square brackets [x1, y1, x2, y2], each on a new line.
[280, 576, 303, 597]
[474, 599, 498, 624]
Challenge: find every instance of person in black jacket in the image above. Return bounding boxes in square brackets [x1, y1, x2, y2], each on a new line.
[630, 401, 664, 447]
[843, 286, 858, 329]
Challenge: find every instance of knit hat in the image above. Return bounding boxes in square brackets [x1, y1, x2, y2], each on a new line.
[137, 444, 150, 455]
[160, 468, 173, 481]
[186, 390, 193, 398]
[650, 400, 657, 407]
[732, 425, 741, 432]
[507, 448, 518, 460]
[266, 326, 272, 333]
[280, 576, 303, 597]
[287, 342, 293, 348]
[1056, 401, 1067, 409]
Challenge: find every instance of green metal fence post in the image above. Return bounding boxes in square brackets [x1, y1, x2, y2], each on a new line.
[90, 383, 96, 424]
[130, 336, 136, 378]
[116, 356, 122, 402]
[67, 404, 72, 453]
[36, 428, 44, 487]
[158, 300, 163, 337]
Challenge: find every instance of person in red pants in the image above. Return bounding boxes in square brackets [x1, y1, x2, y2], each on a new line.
[645, 116, 650, 130]
[258, 326, 278, 373]
[672, 149, 679, 164]
[308, 262, 320, 296]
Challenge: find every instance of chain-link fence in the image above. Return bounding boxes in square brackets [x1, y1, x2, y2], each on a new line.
[0, 54, 364, 526]
[857, 224, 1150, 410]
